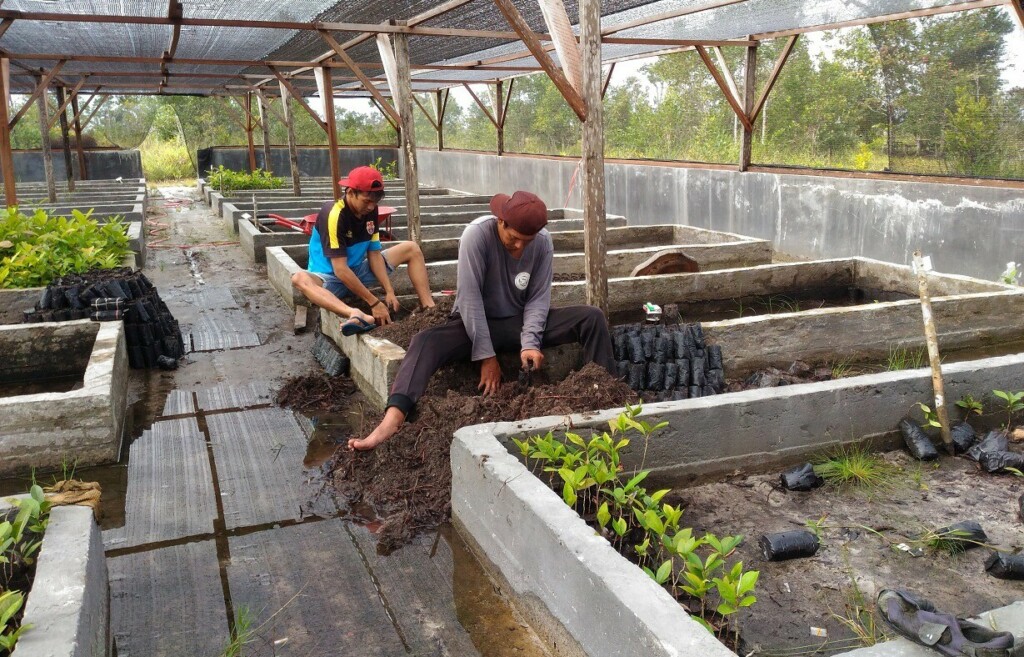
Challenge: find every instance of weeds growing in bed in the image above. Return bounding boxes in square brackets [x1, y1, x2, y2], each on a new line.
[1, 486, 51, 655]
[813, 446, 898, 490]
[514, 405, 760, 644]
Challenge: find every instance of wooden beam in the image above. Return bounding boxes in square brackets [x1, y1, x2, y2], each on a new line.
[70, 93, 96, 124]
[495, 81, 505, 155]
[694, 45, 752, 132]
[602, 0, 748, 35]
[0, 57, 17, 205]
[499, 78, 515, 127]
[277, 80, 301, 195]
[1010, 0, 1024, 30]
[78, 94, 108, 131]
[218, 97, 250, 134]
[70, 91, 87, 180]
[269, 66, 327, 132]
[393, 28, 421, 243]
[322, 29, 400, 125]
[536, 0, 584, 94]
[749, 34, 797, 123]
[435, 89, 447, 151]
[256, 91, 273, 172]
[252, 87, 286, 124]
[8, 60, 63, 129]
[493, 0, 586, 121]
[739, 43, 757, 172]
[47, 79, 85, 130]
[0, 18, 15, 40]
[315, 67, 341, 201]
[602, 37, 757, 47]
[462, 83, 498, 128]
[601, 63, 616, 99]
[412, 94, 438, 131]
[35, 75, 55, 202]
[580, 0, 606, 312]
[711, 46, 741, 102]
[371, 97, 400, 134]
[54, 86, 75, 191]
[166, 1, 183, 59]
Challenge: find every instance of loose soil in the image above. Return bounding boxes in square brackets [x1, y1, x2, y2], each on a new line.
[674, 451, 1024, 655]
[325, 363, 638, 553]
[275, 372, 357, 414]
[374, 294, 455, 348]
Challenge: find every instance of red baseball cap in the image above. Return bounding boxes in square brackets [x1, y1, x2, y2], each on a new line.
[490, 191, 548, 235]
[339, 166, 384, 192]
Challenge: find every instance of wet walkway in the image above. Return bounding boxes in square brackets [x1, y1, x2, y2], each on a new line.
[97, 186, 550, 657]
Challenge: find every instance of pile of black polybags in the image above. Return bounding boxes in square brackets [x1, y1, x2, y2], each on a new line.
[23, 267, 185, 369]
[611, 322, 725, 400]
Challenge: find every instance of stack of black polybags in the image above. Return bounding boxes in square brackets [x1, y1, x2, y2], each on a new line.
[23, 267, 185, 369]
[611, 322, 725, 401]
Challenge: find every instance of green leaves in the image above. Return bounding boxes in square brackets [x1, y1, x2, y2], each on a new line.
[207, 166, 284, 193]
[1, 490, 51, 654]
[0, 207, 131, 289]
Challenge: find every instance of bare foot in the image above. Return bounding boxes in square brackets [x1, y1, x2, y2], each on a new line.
[348, 408, 405, 450]
[420, 299, 436, 310]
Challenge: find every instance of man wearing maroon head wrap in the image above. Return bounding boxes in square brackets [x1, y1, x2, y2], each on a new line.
[350, 190, 616, 450]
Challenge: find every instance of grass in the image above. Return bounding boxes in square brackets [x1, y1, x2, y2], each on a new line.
[140, 136, 194, 182]
[813, 445, 898, 490]
[886, 345, 926, 371]
[830, 357, 855, 379]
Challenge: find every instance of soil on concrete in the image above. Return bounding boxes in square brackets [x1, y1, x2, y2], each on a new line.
[275, 373, 357, 414]
[374, 294, 455, 349]
[674, 450, 1024, 655]
[326, 362, 638, 553]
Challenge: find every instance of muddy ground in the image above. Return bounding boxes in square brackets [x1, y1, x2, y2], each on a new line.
[675, 450, 1024, 656]
[324, 363, 638, 553]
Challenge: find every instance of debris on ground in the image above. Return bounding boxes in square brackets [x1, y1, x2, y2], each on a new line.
[326, 362, 637, 552]
[276, 373, 357, 414]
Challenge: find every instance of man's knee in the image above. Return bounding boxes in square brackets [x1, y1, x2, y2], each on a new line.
[577, 305, 608, 329]
[291, 271, 311, 289]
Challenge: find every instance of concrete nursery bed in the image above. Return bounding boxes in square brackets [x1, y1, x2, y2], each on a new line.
[1, 498, 111, 657]
[450, 352, 1024, 657]
[0, 320, 128, 476]
[313, 257, 1024, 409]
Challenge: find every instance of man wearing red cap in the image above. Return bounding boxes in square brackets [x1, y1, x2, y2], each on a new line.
[291, 165, 435, 334]
[350, 190, 615, 450]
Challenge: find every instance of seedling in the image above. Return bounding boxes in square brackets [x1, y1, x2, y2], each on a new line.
[955, 394, 983, 417]
[992, 389, 1024, 428]
[916, 402, 941, 429]
[206, 166, 283, 194]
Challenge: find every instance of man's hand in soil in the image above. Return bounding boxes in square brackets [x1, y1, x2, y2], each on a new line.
[521, 349, 544, 371]
[384, 291, 400, 313]
[478, 356, 501, 395]
[371, 300, 392, 325]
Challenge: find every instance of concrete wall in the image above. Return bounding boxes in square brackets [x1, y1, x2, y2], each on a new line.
[12, 150, 143, 182]
[417, 151, 1024, 281]
[201, 146, 398, 178]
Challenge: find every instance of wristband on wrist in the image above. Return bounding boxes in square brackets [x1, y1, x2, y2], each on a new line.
[370, 299, 381, 308]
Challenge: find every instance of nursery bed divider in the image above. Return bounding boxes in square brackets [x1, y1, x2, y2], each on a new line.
[450, 352, 1024, 657]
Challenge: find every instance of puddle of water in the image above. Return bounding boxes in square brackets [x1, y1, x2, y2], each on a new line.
[300, 410, 365, 469]
[0, 461, 128, 531]
[444, 524, 554, 657]
[0, 374, 83, 398]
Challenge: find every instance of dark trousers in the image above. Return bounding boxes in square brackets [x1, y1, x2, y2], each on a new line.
[387, 305, 616, 415]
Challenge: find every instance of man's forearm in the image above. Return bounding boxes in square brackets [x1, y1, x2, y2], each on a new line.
[368, 251, 394, 296]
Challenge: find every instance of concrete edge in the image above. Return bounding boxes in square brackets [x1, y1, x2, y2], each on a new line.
[266, 245, 305, 310]
[8, 505, 111, 657]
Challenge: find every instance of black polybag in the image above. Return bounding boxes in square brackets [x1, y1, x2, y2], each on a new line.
[675, 360, 690, 388]
[759, 531, 820, 561]
[985, 552, 1024, 580]
[646, 363, 666, 391]
[780, 463, 824, 491]
[654, 334, 672, 364]
[967, 431, 1009, 462]
[628, 364, 645, 391]
[691, 358, 706, 387]
[898, 418, 939, 461]
[708, 344, 723, 370]
[613, 333, 628, 361]
[615, 360, 630, 380]
[689, 385, 702, 398]
[950, 422, 976, 454]
[979, 450, 1024, 474]
[641, 328, 656, 359]
[627, 335, 645, 364]
[933, 520, 987, 550]
[664, 363, 678, 391]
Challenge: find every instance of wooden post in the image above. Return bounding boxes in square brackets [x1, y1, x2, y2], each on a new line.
[257, 92, 273, 173]
[913, 251, 954, 455]
[55, 87, 76, 191]
[580, 0, 606, 312]
[495, 81, 505, 155]
[278, 81, 301, 195]
[393, 28, 421, 244]
[70, 92, 88, 180]
[36, 77, 56, 202]
[739, 42, 757, 172]
[0, 58, 16, 206]
[244, 93, 257, 172]
[434, 90, 446, 151]
[314, 67, 341, 201]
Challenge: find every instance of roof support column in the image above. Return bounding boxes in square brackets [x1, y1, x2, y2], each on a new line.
[388, 27, 421, 244]
[70, 93, 88, 180]
[243, 92, 257, 172]
[580, 0, 606, 312]
[277, 81, 301, 195]
[314, 66, 341, 201]
[35, 75, 56, 202]
[256, 92, 273, 173]
[0, 58, 16, 206]
[55, 87, 76, 191]
[739, 42, 757, 172]
[1011, 0, 1023, 30]
[434, 90, 448, 151]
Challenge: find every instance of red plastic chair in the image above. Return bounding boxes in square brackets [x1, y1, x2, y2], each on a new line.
[269, 206, 397, 239]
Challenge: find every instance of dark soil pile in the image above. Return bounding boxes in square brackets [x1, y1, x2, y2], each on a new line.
[374, 294, 456, 348]
[275, 373, 357, 414]
[327, 362, 637, 552]
[727, 360, 834, 391]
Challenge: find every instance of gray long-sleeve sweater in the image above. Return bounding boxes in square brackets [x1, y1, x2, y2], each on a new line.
[453, 215, 553, 361]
